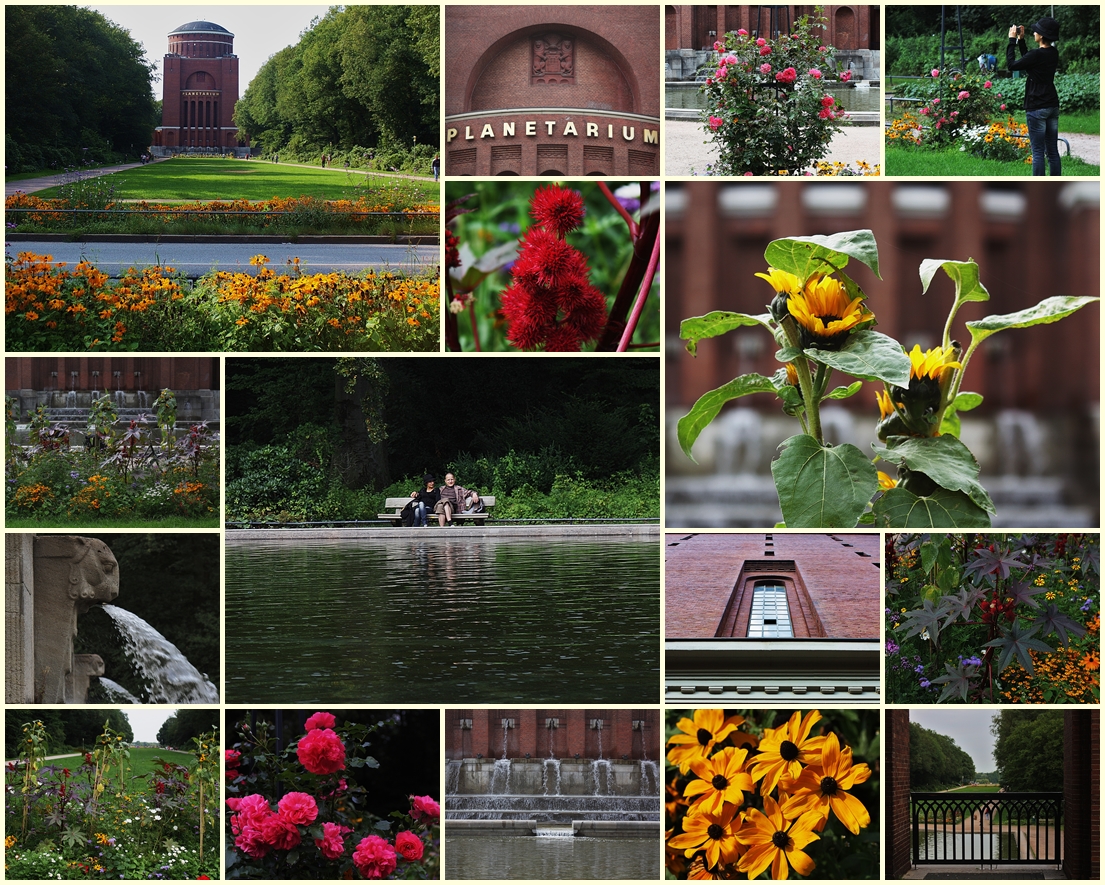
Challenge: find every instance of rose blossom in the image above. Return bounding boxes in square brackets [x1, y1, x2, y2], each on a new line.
[713, 40, 725, 51]
[260, 814, 301, 851]
[315, 822, 351, 860]
[1000, 104, 1007, 111]
[228, 794, 272, 832]
[708, 115, 724, 131]
[931, 68, 940, 77]
[759, 45, 771, 56]
[743, 171, 754, 176]
[818, 45, 828, 52]
[395, 831, 424, 862]
[235, 825, 271, 859]
[957, 90, 970, 100]
[820, 95, 834, 108]
[353, 835, 397, 879]
[278, 792, 319, 826]
[775, 67, 797, 84]
[920, 106, 930, 115]
[933, 98, 940, 104]
[840, 70, 852, 82]
[755, 37, 766, 46]
[297, 727, 345, 775]
[808, 68, 822, 79]
[984, 80, 992, 88]
[737, 28, 748, 36]
[951, 110, 958, 117]
[759, 62, 772, 74]
[818, 108, 833, 119]
[715, 65, 728, 79]
[410, 795, 441, 823]
[722, 54, 738, 66]
[304, 711, 336, 731]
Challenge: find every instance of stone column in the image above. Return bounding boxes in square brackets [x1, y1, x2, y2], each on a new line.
[5, 534, 35, 703]
[32, 536, 119, 703]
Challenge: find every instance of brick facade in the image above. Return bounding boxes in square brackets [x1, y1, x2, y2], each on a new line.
[666, 5, 877, 51]
[1063, 710, 1101, 880]
[885, 709, 912, 878]
[6, 358, 219, 394]
[152, 21, 245, 154]
[446, 709, 660, 760]
[665, 533, 880, 638]
[444, 6, 660, 175]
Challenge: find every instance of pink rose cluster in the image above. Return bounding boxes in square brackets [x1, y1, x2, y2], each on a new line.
[808, 68, 823, 79]
[957, 90, 970, 100]
[818, 94, 839, 120]
[297, 726, 346, 775]
[708, 115, 724, 132]
[774, 67, 798, 85]
[713, 40, 725, 52]
[759, 45, 772, 56]
[759, 62, 772, 74]
[304, 711, 336, 731]
[353, 835, 397, 879]
[840, 70, 852, 82]
[227, 792, 320, 858]
[410, 795, 441, 823]
[225, 748, 241, 780]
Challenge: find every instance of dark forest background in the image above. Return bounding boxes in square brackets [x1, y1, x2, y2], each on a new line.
[225, 358, 660, 522]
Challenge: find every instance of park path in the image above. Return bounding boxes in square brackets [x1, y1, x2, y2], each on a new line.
[6, 157, 433, 199]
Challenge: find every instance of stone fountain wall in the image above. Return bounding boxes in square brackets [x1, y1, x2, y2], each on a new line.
[446, 709, 660, 761]
[4, 535, 119, 703]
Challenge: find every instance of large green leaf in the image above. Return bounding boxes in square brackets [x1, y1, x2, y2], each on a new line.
[919, 258, 990, 310]
[804, 331, 911, 387]
[823, 381, 863, 401]
[966, 296, 1099, 347]
[680, 311, 773, 357]
[764, 229, 881, 283]
[873, 435, 995, 513]
[770, 436, 878, 527]
[873, 486, 992, 528]
[677, 374, 777, 461]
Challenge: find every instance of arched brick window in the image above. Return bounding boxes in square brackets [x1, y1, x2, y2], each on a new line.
[748, 581, 793, 637]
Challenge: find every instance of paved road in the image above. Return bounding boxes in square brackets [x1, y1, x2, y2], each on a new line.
[7, 241, 438, 276]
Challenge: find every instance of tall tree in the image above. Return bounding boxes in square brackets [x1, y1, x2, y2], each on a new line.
[991, 710, 1063, 792]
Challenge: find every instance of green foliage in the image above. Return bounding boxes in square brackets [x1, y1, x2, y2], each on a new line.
[991, 710, 1063, 791]
[5, 6, 159, 172]
[156, 709, 220, 749]
[885, 141, 1100, 176]
[909, 722, 976, 791]
[234, 6, 438, 158]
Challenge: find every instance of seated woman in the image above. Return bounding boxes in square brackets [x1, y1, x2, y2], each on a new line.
[407, 474, 440, 527]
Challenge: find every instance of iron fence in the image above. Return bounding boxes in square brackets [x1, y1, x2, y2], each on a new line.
[911, 791, 1062, 867]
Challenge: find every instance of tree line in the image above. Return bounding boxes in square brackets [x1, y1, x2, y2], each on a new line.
[5, 5, 159, 172]
[909, 722, 976, 790]
[233, 5, 438, 159]
[6, 709, 133, 755]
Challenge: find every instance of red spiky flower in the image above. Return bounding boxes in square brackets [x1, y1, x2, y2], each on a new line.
[501, 186, 607, 351]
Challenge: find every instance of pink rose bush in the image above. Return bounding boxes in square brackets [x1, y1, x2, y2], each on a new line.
[225, 712, 440, 879]
[891, 69, 1002, 150]
[699, 9, 845, 175]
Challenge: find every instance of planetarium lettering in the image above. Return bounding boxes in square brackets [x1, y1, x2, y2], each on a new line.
[446, 120, 658, 144]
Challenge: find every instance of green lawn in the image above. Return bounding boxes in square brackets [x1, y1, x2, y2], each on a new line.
[947, 784, 1002, 793]
[885, 144, 1099, 176]
[21, 748, 193, 780]
[29, 157, 438, 203]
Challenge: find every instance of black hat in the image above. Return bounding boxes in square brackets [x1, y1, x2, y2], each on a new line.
[423, 473, 436, 483]
[1031, 17, 1059, 42]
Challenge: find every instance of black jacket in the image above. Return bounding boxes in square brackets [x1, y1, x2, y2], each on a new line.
[1007, 38, 1059, 111]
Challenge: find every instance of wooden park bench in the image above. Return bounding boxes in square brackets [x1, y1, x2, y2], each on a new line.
[377, 496, 496, 526]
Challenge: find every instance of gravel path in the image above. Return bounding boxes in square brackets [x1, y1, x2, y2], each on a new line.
[1061, 132, 1099, 165]
[665, 121, 884, 175]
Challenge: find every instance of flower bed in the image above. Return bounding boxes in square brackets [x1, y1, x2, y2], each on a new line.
[5, 721, 220, 880]
[6, 396, 219, 524]
[225, 712, 439, 879]
[887, 533, 1099, 703]
[5, 253, 439, 352]
[5, 192, 439, 236]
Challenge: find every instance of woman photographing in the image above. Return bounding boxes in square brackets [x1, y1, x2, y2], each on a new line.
[1007, 17, 1061, 176]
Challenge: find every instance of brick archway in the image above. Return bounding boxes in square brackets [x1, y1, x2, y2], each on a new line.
[885, 710, 1099, 879]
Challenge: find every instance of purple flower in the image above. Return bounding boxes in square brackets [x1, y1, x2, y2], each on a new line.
[1081, 598, 1094, 612]
[885, 640, 900, 655]
[919, 678, 931, 688]
[914, 664, 925, 673]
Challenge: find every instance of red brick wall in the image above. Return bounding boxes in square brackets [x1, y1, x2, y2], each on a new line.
[5, 357, 219, 392]
[665, 533, 880, 638]
[445, 709, 660, 759]
[886, 709, 911, 878]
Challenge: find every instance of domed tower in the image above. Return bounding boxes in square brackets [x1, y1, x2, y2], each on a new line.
[152, 20, 247, 155]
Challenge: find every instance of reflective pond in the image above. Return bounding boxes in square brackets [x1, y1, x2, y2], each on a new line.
[916, 830, 1019, 862]
[225, 537, 659, 703]
[446, 835, 658, 880]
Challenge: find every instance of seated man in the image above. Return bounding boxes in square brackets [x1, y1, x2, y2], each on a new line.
[433, 472, 482, 526]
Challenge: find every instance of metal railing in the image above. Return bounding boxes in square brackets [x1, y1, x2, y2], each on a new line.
[911, 792, 1062, 867]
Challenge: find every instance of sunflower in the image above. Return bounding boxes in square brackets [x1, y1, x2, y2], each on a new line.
[735, 794, 821, 880]
[668, 801, 745, 870]
[877, 470, 899, 490]
[781, 732, 873, 834]
[667, 710, 756, 775]
[786, 276, 874, 350]
[890, 344, 962, 435]
[756, 267, 806, 322]
[684, 746, 755, 815]
[748, 710, 826, 796]
[906, 343, 961, 382]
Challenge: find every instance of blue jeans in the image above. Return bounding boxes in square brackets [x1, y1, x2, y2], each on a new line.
[1026, 107, 1061, 176]
[411, 501, 428, 526]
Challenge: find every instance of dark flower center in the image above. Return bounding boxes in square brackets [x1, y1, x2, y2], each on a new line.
[697, 728, 713, 746]
[815, 313, 842, 327]
[711, 774, 729, 791]
[820, 775, 839, 796]
[779, 740, 800, 761]
[707, 823, 725, 841]
[771, 830, 790, 849]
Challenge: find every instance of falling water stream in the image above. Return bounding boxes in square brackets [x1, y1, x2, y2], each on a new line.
[101, 605, 219, 703]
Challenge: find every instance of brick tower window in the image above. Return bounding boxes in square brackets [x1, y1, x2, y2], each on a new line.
[748, 582, 793, 637]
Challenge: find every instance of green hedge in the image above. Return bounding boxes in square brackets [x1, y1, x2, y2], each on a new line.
[887, 33, 1099, 77]
[892, 71, 1099, 112]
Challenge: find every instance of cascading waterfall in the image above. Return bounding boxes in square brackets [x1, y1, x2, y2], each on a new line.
[97, 677, 140, 703]
[639, 760, 659, 796]
[446, 760, 461, 796]
[101, 604, 219, 703]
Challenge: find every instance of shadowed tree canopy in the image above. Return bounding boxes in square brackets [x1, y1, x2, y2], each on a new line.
[991, 709, 1063, 792]
[226, 358, 659, 490]
[909, 721, 976, 790]
[6, 709, 132, 754]
[5, 5, 158, 171]
[233, 5, 438, 155]
[157, 709, 220, 748]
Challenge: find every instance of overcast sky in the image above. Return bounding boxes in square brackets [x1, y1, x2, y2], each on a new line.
[85, 4, 332, 91]
[910, 708, 998, 772]
[125, 707, 178, 743]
